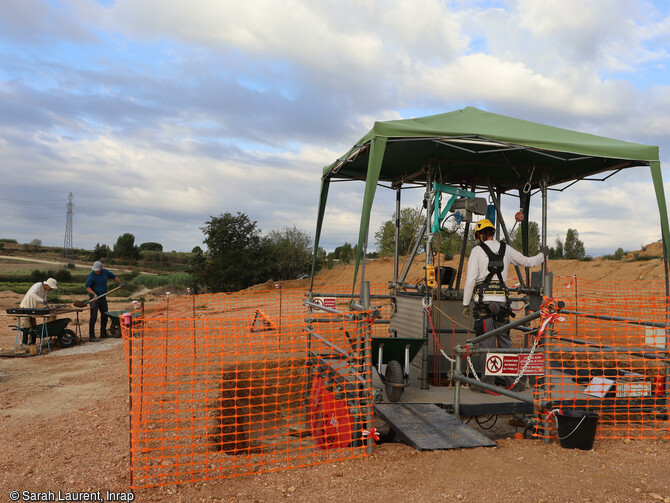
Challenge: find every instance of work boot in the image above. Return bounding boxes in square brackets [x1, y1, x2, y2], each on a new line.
[89, 336, 100, 343]
[100, 331, 108, 339]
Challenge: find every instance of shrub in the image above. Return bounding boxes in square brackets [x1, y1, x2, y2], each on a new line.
[131, 273, 193, 289]
[29, 269, 73, 283]
[603, 247, 626, 260]
[633, 254, 661, 261]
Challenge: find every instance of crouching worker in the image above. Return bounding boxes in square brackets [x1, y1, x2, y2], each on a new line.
[462, 219, 548, 392]
[19, 278, 58, 345]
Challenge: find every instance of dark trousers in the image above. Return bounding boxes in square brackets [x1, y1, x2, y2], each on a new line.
[474, 302, 514, 387]
[89, 296, 109, 336]
[22, 325, 36, 345]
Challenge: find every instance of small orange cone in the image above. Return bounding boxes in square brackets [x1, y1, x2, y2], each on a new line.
[513, 432, 524, 440]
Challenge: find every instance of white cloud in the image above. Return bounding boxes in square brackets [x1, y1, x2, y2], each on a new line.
[1, 0, 669, 256]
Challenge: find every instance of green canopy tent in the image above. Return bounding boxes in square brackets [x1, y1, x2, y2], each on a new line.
[310, 107, 669, 292]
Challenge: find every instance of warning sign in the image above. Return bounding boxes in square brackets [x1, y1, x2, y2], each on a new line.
[312, 297, 337, 310]
[485, 353, 545, 376]
[616, 381, 652, 398]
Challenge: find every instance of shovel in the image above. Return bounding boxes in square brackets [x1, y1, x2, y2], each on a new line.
[73, 285, 123, 308]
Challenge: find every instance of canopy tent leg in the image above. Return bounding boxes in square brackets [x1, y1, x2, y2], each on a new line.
[454, 183, 474, 291]
[519, 188, 531, 286]
[398, 214, 426, 286]
[421, 170, 434, 390]
[394, 185, 401, 288]
[487, 180, 527, 289]
[541, 179, 549, 296]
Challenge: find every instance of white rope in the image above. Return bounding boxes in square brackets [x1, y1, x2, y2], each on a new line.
[424, 306, 455, 364]
[467, 355, 480, 382]
[507, 329, 540, 388]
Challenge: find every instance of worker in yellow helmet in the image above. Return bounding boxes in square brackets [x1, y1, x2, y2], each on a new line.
[462, 219, 548, 392]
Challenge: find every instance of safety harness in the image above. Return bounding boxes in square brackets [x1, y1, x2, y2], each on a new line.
[473, 241, 511, 320]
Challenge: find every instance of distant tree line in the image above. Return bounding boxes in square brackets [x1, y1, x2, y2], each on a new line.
[374, 206, 476, 260]
[373, 207, 589, 261]
[93, 234, 165, 261]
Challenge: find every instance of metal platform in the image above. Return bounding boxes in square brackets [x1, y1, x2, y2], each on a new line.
[372, 371, 535, 416]
[374, 403, 496, 450]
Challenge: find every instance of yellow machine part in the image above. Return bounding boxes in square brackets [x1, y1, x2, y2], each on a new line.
[425, 264, 436, 288]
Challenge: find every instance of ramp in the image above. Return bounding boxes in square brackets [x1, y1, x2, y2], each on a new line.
[374, 403, 496, 450]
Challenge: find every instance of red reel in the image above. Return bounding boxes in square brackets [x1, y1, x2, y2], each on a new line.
[309, 376, 353, 450]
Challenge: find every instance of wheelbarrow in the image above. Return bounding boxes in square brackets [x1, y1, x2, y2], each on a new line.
[371, 336, 425, 402]
[11, 317, 78, 354]
[106, 310, 141, 337]
[106, 310, 126, 338]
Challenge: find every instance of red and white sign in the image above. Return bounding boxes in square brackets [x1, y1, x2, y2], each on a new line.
[312, 297, 337, 310]
[485, 353, 545, 376]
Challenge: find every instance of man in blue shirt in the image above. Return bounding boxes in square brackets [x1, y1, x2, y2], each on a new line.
[85, 261, 123, 342]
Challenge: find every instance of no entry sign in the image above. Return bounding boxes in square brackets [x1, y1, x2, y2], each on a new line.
[485, 353, 544, 376]
[312, 297, 337, 310]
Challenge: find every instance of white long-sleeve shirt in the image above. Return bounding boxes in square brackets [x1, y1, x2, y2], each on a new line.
[463, 239, 545, 306]
[20, 282, 48, 308]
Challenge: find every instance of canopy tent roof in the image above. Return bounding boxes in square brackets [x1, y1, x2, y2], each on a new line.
[311, 107, 669, 289]
[324, 107, 659, 190]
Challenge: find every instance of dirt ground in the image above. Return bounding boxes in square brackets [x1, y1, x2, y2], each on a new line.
[2, 249, 670, 503]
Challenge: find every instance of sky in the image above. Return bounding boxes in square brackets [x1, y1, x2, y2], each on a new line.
[1, 0, 670, 257]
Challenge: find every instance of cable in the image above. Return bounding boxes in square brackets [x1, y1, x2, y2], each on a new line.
[475, 415, 498, 430]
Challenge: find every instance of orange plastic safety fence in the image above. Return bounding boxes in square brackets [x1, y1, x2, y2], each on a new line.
[121, 287, 379, 489]
[532, 278, 670, 442]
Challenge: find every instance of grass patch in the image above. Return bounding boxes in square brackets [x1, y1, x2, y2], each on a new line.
[131, 272, 193, 289]
[631, 254, 662, 261]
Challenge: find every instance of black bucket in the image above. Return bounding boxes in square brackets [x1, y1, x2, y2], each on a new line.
[556, 410, 599, 450]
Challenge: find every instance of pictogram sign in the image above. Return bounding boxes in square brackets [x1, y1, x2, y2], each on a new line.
[312, 296, 337, 309]
[484, 353, 544, 376]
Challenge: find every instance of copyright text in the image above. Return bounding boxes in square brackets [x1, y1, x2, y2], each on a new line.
[9, 491, 134, 502]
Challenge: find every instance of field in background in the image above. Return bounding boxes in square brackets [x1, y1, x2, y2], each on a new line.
[0, 241, 195, 302]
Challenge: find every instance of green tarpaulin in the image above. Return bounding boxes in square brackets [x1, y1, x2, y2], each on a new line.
[310, 107, 669, 290]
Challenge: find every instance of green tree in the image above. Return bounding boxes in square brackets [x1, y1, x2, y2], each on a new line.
[326, 251, 336, 269]
[93, 243, 112, 260]
[339, 242, 354, 264]
[436, 221, 474, 259]
[187, 245, 207, 293]
[564, 228, 586, 259]
[510, 221, 540, 255]
[550, 236, 564, 259]
[139, 242, 163, 252]
[200, 212, 263, 292]
[263, 226, 313, 280]
[374, 207, 423, 256]
[316, 246, 328, 271]
[29, 238, 42, 251]
[113, 233, 140, 260]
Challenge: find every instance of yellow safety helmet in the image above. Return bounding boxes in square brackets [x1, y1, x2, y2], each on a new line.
[474, 218, 495, 236]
